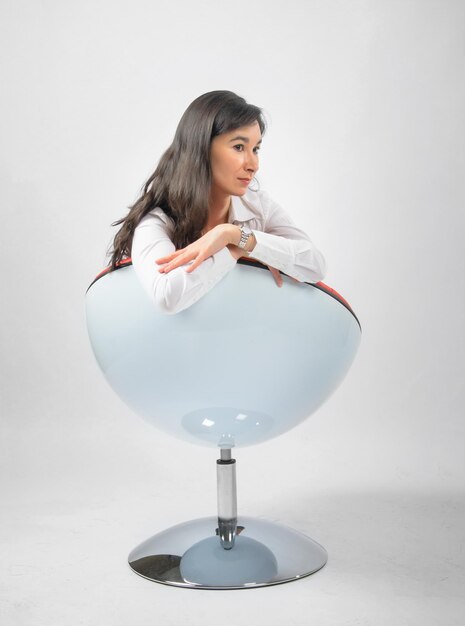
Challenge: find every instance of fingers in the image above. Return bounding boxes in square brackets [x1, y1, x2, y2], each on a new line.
[267, 266, 283, 288]
[184, 255, 206, 273]
[159, 251, 207, 274]
[267, 265, 302, 285]
[155, 249, 185, 264]
[158, 252, 190, 273]
[157, 230, 226, 273]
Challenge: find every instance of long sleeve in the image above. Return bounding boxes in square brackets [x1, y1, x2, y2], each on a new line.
[247, 190, 327, 284]
[131, 210, 237, 315]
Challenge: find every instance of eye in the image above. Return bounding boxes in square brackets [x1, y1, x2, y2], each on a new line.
[233, 144, 261, 153]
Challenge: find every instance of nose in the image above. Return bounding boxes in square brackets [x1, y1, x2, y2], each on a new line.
[245, 149, 259, 175]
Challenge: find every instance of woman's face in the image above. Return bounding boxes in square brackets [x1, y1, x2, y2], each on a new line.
[209, 121, 262, 197]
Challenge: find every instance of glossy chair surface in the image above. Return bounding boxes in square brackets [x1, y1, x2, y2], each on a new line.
[86, 258, 361, 449]
[85, 258, 361, 589]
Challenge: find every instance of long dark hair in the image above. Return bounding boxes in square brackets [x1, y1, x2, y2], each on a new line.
[107, 90, 267, 270]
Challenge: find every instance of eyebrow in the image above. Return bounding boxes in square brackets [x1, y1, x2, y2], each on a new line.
[229, 136, 262, 144]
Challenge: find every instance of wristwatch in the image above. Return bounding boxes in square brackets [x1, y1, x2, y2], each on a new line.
[238, 224, 253, 250]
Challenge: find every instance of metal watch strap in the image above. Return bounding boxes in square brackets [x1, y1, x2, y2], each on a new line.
[238, 225, 251, 249]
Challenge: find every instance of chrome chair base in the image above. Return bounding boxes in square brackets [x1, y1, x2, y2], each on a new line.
[128, 515, 327, 589]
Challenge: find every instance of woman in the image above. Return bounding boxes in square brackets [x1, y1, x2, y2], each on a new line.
[108, 90, 327, 315]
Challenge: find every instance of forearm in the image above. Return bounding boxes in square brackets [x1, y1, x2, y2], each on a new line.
[245, 229, 326, 283]
[132, 216, 238, 315]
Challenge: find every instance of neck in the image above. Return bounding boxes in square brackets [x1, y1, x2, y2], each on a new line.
[207, 190, 232, 227]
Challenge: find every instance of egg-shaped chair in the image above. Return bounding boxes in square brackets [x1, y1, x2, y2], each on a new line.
[85, 257, 361, 589]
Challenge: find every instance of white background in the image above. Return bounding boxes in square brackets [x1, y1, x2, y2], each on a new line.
[1, 1, 464, 624]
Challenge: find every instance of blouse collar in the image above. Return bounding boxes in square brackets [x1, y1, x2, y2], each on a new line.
[229, 192, 258, 223]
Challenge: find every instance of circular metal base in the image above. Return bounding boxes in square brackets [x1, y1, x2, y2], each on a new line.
[128, 515, 327, 589]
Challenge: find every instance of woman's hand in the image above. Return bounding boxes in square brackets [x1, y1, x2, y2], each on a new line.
[261, 263, 302, 287]
[267, 265, 284, 288]
[156, 224, 232, 274]
[223, 245, 303, 289]
[228, 247, 284, 287]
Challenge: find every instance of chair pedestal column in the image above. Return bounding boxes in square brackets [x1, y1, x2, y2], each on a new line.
[217, 447, 237, 549]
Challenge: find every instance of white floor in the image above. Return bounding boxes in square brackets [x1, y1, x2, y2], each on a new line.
[1, 414, 464, 626]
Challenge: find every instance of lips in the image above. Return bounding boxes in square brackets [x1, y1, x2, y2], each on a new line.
[238, 178, 251, 182]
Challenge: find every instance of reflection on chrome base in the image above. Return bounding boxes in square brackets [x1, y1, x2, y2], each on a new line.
[128, 515, 327, 589]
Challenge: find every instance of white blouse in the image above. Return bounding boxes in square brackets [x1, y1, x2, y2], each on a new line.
[131, 187, 327, 315]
